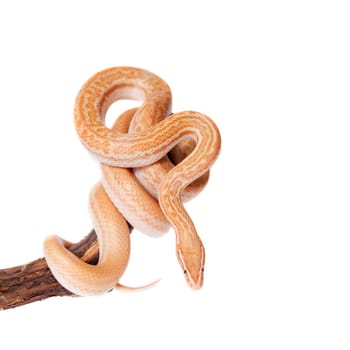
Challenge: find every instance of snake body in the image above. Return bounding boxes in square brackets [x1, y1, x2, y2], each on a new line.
[44, 67, 221, 295]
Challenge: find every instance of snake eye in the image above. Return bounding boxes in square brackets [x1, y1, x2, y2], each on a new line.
[201, 268, 204, 272]
[183, 270, 187, 274]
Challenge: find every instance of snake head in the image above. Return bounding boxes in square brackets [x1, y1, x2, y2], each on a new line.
[176, 240, 205, 290]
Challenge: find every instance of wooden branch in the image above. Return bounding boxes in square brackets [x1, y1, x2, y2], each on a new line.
[0, 229, 101, 310]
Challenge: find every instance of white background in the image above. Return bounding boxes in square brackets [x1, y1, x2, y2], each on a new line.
[0, 1, 349, 349]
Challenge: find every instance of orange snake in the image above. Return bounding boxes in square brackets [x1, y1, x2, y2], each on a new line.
[43, 67, 221, 296]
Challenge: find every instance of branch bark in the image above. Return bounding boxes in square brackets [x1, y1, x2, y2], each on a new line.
[0, 230, 101, 310]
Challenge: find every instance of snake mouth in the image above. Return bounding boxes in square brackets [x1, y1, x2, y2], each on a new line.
[184, 268, 204, 290]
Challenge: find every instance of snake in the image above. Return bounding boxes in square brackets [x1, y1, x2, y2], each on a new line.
[43, 67, 221, 296]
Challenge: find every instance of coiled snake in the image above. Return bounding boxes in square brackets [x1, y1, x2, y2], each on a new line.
[43, 67, 221, 296]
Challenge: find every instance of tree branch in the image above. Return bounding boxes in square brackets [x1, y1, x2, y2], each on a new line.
[0, 230, 101, 310]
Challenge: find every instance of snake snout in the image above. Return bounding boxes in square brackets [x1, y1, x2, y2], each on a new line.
[184, 266, 204, 290]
